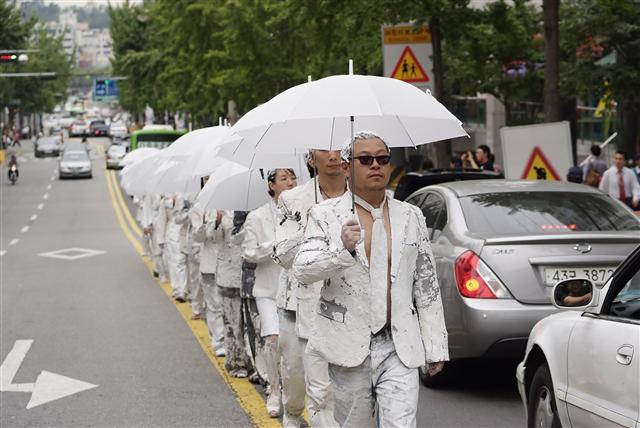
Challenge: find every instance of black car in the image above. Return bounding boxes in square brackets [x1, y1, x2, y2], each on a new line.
[34, 137, 61, 158]
[393, 168, 504, 201]
[90, 120, 109, 137]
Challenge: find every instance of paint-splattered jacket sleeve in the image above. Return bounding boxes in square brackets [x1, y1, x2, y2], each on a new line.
[412, 209, 449, 364]
[293, 206, 356, 285]
[274, 195, 304, 270]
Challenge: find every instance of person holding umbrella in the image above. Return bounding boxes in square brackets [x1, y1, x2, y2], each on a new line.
[274, 149, 346, 427]
[293, 131, 449, 427]
[242, 168, 298, 417]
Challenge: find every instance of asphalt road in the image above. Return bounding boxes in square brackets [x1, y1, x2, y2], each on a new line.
[1, 136, 525, 427]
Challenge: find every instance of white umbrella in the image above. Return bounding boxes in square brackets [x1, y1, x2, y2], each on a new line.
[119, 147, 159, 167]
[219, 73, 468, 168]
[145, 126, 230, 194]
[120, 153, 164, 196]
[197, 156, 310, 211]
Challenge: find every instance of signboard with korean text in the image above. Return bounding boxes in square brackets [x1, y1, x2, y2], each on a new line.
[382, 23, 434, 92]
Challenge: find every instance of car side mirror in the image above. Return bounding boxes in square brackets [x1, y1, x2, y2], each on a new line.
[552, 279, 598, 310]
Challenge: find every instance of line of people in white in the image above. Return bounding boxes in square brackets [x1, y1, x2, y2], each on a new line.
[132, 131, 449, 428]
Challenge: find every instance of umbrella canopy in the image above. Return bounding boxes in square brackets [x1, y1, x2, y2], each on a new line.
[219, 74, 468, 168]
[119, 147, 159, 167]
[120, 153, 164, 196]
[145, 126, 230, 194]
[197, 156, 310, 211]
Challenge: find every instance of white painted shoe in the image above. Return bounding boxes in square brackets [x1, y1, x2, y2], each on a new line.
[282, 413, 303, 428]
[215, 347, 226, 357]
[266, 389, 282, 418]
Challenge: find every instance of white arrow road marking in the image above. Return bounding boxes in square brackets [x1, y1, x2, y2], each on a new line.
[0, 340, 35, 392]
[26, 371, 98, 410]
[1, 340, 98, 409]
[9, 239, 19, 246]
[37, 204, 44, 210]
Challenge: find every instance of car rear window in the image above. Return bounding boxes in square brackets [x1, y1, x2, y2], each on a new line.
[109, 145, 126, 154]
[63, 152, 88, 161]
[459, 191, 640, 235]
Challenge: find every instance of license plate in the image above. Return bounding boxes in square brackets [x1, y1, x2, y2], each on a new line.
[544, 267, 616, 286]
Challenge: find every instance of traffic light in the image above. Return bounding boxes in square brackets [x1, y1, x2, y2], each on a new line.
[0, 54, 18, 63]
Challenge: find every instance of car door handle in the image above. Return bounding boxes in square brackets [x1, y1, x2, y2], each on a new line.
[616, 345, 634, 366]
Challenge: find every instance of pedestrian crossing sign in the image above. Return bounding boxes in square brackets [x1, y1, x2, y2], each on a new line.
[391, 46, 429, 83]
[521, 146, 561, 181]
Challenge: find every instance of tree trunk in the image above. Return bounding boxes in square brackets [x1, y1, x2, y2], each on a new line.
[428, 16, 451, 168]
[543, 0, 561, 122]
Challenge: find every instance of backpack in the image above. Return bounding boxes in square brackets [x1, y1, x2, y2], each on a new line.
[567, 166, 583, 183]
[584, 161, 602, 187]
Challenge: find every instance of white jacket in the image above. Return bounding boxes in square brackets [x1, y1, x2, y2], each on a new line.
[274, 178, 324, 337]
[215, 211, 244, 289]
[242, 201, 281, 299]
[293, 192, 449, 368]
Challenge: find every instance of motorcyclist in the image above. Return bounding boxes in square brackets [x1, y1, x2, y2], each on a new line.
[8, 155, 19, 180]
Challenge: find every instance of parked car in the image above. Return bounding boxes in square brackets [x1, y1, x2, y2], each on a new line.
[403, 180, 640, 386]
[105, 144, 127, 169]
[70, 119, 90, 137]
[393, 168, 503, 201]
[58, 148, 92, 179]
[90, 119, 109, 137]
[108, 120, 128, 138]
[517, 244, 640, 428]
[34, 136, 62, 157]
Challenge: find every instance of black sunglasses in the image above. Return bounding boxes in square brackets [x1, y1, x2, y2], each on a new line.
[353, 155, 391, 166]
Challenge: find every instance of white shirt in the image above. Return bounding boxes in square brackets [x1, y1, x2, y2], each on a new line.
[599, 166, 640, 204]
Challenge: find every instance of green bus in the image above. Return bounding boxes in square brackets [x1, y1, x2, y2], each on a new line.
[130, 128, 186, 150]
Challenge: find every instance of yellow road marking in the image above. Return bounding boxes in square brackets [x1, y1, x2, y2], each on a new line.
[105, 171, 280, 428]
[108, 170, 143, 238]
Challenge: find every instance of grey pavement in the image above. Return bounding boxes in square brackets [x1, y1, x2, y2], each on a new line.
[1, 137, 251, 427]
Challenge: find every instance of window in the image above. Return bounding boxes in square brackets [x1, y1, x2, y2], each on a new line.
[405, 191, 427, 208]
[609, 266, 640, 321]
[420, 193, 447, 240]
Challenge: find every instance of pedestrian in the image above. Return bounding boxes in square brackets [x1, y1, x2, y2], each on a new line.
[141, 193, 167, 281]
[183, 195, 205, 320]
[274, 149, 346, 428]
[463, 144, 495, 171]
[243, 168, 297, 418]
[599, 151, 640, 209]
[583, 144, 608, 187]
[216, 210, 252, 376]
[293, 131, 449, 427]
[192, 202, 226, 355]
[164, 194, 189, 302]
[633, 154, 640, 184]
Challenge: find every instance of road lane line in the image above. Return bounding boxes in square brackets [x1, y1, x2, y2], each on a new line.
[51, 176, 55, 181]
[0, 250, 6, 257]
[47, 184, 52, 190]
[108, 170, 143, 238]
[105, 170, 278, 428]
[30, 214, 37, 221]
[43, 194, 49, 200]
[9, 239, 19, 246]
[21, 226, 29, 233]
[37, 204, 44, 210]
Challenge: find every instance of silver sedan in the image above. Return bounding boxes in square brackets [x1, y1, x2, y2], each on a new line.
[404, 180, 640, 386]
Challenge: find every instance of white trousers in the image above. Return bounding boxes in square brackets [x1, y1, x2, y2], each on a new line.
[167, 240, 187, 298]
[278, 310, 306, 421]
[303, 339, 337, 428]
[201, 273, 225, 350]
[328, 329, 419, 428]
[188, 257, 204, 316]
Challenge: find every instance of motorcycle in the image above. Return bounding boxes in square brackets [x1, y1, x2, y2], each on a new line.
[8, 163, 18, 184]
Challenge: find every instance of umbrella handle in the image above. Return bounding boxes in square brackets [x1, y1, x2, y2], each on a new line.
[350, 115, 355, 214]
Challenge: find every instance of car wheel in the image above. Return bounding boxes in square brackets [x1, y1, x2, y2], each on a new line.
[528, 363, 561, 428]
[418, 362, 455, 388]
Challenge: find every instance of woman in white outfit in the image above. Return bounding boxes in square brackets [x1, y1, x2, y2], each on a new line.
[243, 168, 297, 418]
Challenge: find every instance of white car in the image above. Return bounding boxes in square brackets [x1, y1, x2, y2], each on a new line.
[108, 121, 128, 138]
[517, 245, 640, 428]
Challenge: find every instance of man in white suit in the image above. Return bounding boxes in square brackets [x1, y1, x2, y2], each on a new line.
[293, 131, 449, 427]
[275, 150, 345, 427]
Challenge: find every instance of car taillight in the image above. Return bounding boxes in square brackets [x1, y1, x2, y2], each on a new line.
[454, 251, 511, 299]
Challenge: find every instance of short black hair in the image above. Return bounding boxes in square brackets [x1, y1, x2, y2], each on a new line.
[616, 150, 627, 160]
[590, 145, 602, 157]
[267, 168, 296, 196]
[477, 144, 492, 156]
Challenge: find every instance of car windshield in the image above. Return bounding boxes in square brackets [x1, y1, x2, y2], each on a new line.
[109, 145, 126, 154]
[459, 191, 640, 235]
[62, 152, 88, 162]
